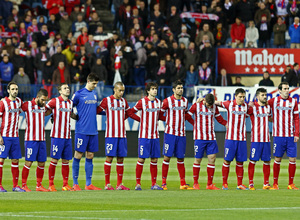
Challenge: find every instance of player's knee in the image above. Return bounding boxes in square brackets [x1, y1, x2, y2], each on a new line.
[62, 159, 69, 164]
[0, 158, 5, 163]
[25, 161, 32, 167]
[138, 158, 145, 163]
[289, 157, 296, 162]
[224, 160, 231, 165]
[11, 159, 18, 163]
[163, 156, 170, 162]
[51, 158, 59, 163]
[207, 155, 216, 164]
[194, 158, 202, 164]
[274, 157, 282, 162]
[117, 157, 124, 163]
[177, 158, 184, 162]
[85, 152, 94, 159]
[106, 156, 113, 163]
[150, 158, 158, 163]
[74, 151, 83, 159]
[38, 161, 45, 167]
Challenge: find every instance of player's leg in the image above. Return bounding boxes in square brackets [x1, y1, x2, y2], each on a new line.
[0, 158, 6, 192]
[135, 157, 145, 190]
[116, 138, 129, 190]
[22, 141, 37, 191]
[61, 139, 73, 191]
[236, 141, 248, 190]
[287, 137, 298, 190]
[48, 138, 62, 191]
[261, 142, 272, 189]
[150, 139, 162, 190]
[48, 158, 58, 191]
[272, 137, 285, 189]
[248, 142, 262, 190]
[22, 160, 33, 191]
[135, 138, 149, 190]
[222, 140, 235, 190]
[36, 142, 48, 191]
[162, 134, 176, 189]
[104, 138, 118, 190]
[104, 156, 114, 190]
[193, 140, 204, 189]
[85, 135, 100, 190]
[205, 141, 219, 190]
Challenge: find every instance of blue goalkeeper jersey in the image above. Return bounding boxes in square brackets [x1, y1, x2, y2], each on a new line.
[72, 88, 98, 135]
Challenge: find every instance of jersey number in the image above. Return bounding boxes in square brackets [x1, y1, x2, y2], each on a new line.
[251, 148, 256, 158]
[273, 143, 277, 154]
[77, 138, 83, 149]
[27, 148, 33, 158]
[224, 148, 229, 158]
[53, 145, 58, 156]
[106, 143, 113, 154]
[164, 144, 169, 154]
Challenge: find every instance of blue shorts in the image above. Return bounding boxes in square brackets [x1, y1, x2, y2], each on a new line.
[224, 140, 247, 162]
[138, 138, 160, 158]
[249, 142, 271, 161]
[25, 141, 47, 162]
[273, 137, 297, 158]
[194, 140, 218, 159]
[105, 138, 127, 157]
[74, 134, 99, 153]
[0, 137, 22, 159]
[50, 138, 72, 160]
[163, 133, 186, 158]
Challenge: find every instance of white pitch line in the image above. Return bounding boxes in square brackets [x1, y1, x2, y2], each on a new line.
[4, 207, 300, 215]
[0, 213, 118, 220]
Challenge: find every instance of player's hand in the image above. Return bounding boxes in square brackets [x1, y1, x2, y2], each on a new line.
[225, 124, 228, 130]
[196, 98, 204, 103]
[75, 114, 79, 120]
[0, 136, 3, 145]
[294, 136, 299, 142]
[248, 101, 254, 107]
[50, 115, 54, 123]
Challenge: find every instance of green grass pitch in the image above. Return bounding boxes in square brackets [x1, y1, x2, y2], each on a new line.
[0, 157, 299, 219]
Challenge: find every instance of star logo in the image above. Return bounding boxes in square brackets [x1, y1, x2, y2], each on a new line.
[254, 67, 259, 72]
[279, 67, 284, 72]
[262, 67, 267, 72]
[271, 67, 276, 72]
[245, 67, 250, 72]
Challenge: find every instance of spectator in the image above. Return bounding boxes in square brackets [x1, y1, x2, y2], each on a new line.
[133, 41, 147, 88]
[76, 45, 90, 82]
[59, 12, 72, 40]
[84, 35, 96, 56]
[122, 43, 136, 85]
[31, 18, 39, 33]
[284, 64, 298, 86]
[12, 66, 31, 100]
[24, 49, 35, 84]
[257, 15, 271, 48]
[69, 58, 81, 83]
[37, 16, 46, 30]
[62, 45, 75, 65]
[287, 0, 300, 27]
[7, 8, 21, 27]
[217, 68, 233, 86]
[6, 20, 17, 33]
[213, 22, 227, 47]
[11, 48, 25, 75]
[88, 12, 102, 35]
[113, 51, 128, 83]
[35, 44, 50, 84]
[52, 61, 71, 85]
[72, 14, 88, 38]
[77, 26, 89, 46]
[198, 62, 211, 85]
[171, 58, 186, 83]
[178, 25, 190, 48]
[150, 10, 165, 32]
[0, 0, 13, 25]
[289, 17, 300, 48]
[273, 16, 286, 48]
[166, 6, 182, 37]
[91, 58, 108, 83]
[195, 23, 215, 47]
[231, 17, 246, 48]
[2, 38, 14, 59]
[184, 42, 199, 70]
[235, 0, 255, 25]
[0, 55, 14, 86]
[156, 38, 169, 59]
[47, 0, 64, 16]
[185, 64, 199, 102]
[276, 0, 289, 24]
[259, 71, 275, 86]
[254, 2, 271, 25]
[294, 63, 300, 86]
[145, 42, 159, 81]
[70, 4, 82, 22]
[245, 20, 259, 48]
[155, 58, 170, 98]
[200, 40, 215, 71]
[65, 0, 80, 15]
[35, 24, 49, 47]
[138, 1, 148, 29]
[94, 40, 109, 66]
[232, 76, 245, 86]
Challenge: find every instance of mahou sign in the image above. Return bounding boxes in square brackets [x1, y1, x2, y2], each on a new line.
[218, 48, 299, 75]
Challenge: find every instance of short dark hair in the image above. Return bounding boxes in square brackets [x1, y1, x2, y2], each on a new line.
[145, 82, 158, 95]
[278, 82, 289, 90]
[294, 62, 299, 67]
[7, 81, 18, 90]
[37, 88, 48, 97]
[205, 93, 215, 106]
[172, 80, 184, 89]
[87, 73, 100, 82]
[256, 88, 267, 96]
[235, 88, 246, 96]
[57, 83, 68, 91]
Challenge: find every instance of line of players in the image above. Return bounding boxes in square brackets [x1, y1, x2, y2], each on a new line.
[0, 72, 298, 192]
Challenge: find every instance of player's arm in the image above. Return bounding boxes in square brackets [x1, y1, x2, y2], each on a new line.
[45, 99, 55, 116]
[185, 111, 194, 125]
[293, 100, 299, 142]
[125, 100, 140, 121]
[126, 100, 141, 121]
[186, 103, 196, 123]
[97, 98, 106, 114]
[215, 106, 227, 126]
[0, 101, 4, 145]
[71, 112, 79, 120]
[159, 98, 168, 120]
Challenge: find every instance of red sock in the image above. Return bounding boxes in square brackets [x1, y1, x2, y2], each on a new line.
[104, 161, 111, 185]
[150, 162, 157, 186]
[273, 161, 281, 185]
[236, 162, 244, 186]
[22, 165, 30, 187]
[248, 161, 255, 185]
[36, 166, 45, 187]
[207, 164, 215, 186]
[136, 161, 144, 185]
[193, 163, 200, 184]
[222, 163, 230, 185]
[62, 162, 69, 187]
[177, 161, 186, 186]
[48, 161, 57, 186]
[0, 161, 3, 186]
[11, 162, 19, 187]
[289, 161, 296, 185]
[263, 162, 270, 185]
[162, 160, 169, 185]
[116, 162, 124, 186]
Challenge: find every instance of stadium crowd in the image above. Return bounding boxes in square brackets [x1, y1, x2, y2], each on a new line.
[0, 0, 300, 100]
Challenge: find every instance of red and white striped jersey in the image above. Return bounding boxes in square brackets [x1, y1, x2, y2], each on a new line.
[221, 100, 250, 141]
[133, 96, 161, 139]
[248, 102, 271, 142]
[46, 96, 73, 139]
[268, 96, 299, 137]
[21, 99, 46, 141]
[0, 97, 23, 137]
[188, 102, 227, 140]
[98, 95, 130, 138]
[161, 95, 189, 137]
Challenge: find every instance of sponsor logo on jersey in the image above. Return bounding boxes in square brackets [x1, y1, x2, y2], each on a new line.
[8, 108, 20, 113]
[172, 106, 186, 110]
[31, 109, 45, 113]
[198, 111, 214, 116]
[58, 108, 72, 112]
[276, 106, 293, 111]
[85, 100, 97, 104]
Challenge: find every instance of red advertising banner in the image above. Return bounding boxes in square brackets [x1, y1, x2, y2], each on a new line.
[217, 48, 299, 75]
